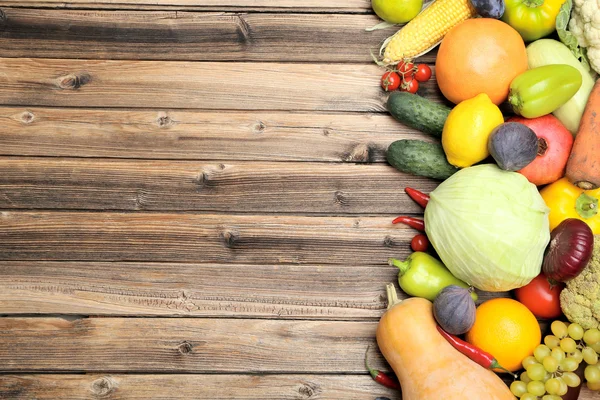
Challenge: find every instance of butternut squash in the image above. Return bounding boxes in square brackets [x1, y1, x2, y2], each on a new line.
[375, 284, 514, 400]
[567, 80, 600, 190]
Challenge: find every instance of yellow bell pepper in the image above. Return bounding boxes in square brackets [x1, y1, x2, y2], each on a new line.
[540, 177, 600, 234]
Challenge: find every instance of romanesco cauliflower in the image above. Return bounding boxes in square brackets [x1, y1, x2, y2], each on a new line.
[569, 0, 600, 74]
[560, 235, 600, 329]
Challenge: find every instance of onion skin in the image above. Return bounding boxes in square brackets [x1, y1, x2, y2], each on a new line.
[543, 218, 594, 282]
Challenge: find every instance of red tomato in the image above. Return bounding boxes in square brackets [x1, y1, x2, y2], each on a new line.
[410, 234, 429, 252]
[398, 60, 415, 79]
[401, 78, 419, 94]
[414, 64, 432, 82]
[381, 71, 401, 91]
[514, 274, 564, 319]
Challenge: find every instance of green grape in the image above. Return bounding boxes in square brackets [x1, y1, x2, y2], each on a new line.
[521, 394, 538, 400]
[585, 365, 600, 383]
[542, 395, 562, 400]
[542, 372, 551, 382]
[570, 349, 584, 363]
[542, 355, 559, 373]
[559, 357, 579, 372]
[583, 346, 599, 365]
[544, 335, 560, 349]
[551, 347, 565, 361]
[534, 344, 552, 362]
[592, 341, 600, 354]
[556, 378, 568, 396]
[568, 323, 584, 340]
[521, 371, 532, 384]
[510, 380, 528, 397]
[551, 320, 568, 338]
[527, 363, 547, 381]
[522, 356, 538, 369]
[587, 380, 600, 390]
[560, 337, 577, 353]
[527, 380, 546, 396]
[545, 377, 561, 395]
[562, 371, 581, 388]
[584, 328, 600, 345]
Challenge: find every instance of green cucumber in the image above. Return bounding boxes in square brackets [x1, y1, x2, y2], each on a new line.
[386, 92, 451, 138]
[386, 139, 459, 180]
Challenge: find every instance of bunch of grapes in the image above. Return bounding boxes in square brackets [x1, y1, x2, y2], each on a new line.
[510, 320, 600, 399]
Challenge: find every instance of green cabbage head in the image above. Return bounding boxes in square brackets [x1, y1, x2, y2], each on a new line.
[424, 164, 550, 292]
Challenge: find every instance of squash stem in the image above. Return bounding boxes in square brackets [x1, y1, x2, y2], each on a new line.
[576, 193, 598, 218]
[386, 283, 402, 310]
[522, 0, 543, 7]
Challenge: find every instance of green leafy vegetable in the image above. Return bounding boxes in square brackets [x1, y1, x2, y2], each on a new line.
[556, 0, 591, 71]
[424, 164, 550, 292]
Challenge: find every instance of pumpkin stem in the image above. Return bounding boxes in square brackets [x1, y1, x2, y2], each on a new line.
[386, 283, 402, 310]
[576, 192, 598, 219]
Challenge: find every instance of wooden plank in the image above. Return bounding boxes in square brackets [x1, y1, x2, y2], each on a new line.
[2, 375, 599, 400]
[0, 9, 413, 63]
[0, 261, 505, 318]
[0, 374, 400, 399]
[0, 158, 438, 213]
[0, 318, 386, 372]
[0, 0, 372, 12]
[0, 212, 413, 264]
[0, 108, 434, 161]
[0, 59, 443, 111]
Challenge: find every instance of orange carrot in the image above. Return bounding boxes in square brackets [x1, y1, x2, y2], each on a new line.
[567, 81, 600, 190]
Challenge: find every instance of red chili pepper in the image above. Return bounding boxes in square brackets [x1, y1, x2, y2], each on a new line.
[392, 216, 425, 231]
[405, 187, 430, 208]
[364, 347, 401, 390]
[436, 326, 516, 377]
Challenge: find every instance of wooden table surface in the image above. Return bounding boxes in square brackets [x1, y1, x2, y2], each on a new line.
[0, 1, 598, 399]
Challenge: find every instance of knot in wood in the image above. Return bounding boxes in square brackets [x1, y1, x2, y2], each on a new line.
[383, 236, 395, 248]
[177, 341, 194, 354]
[220, 229, 239, 248]
[90, 376, 117, 397]
[343, 143, 373, 163]
[252, 121, 266, 133]
[57, 72, 91, 90]
[20, 111, 35, 124]
[333, 190, 348, 206]
[156, 114, 174, 128]
[298, 381, 322, 398]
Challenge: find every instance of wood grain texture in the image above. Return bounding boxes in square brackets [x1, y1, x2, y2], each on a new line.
[0, 318, 387, 372]
[0, 158, 438, 213]
[0, 58, 443, 111]
[0, 261, 505, 318]
[0, 374, 399, 399]
[0, 9, 413, 63]
[0, 212, 413, 264]
[0, 108, 433, 161]
[0, 0, 373, 11]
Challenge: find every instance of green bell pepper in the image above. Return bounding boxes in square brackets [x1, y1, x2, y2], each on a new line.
[389, 252, 477, 301]
[502, 0, 565, 42]
[509, 64, 582, 119]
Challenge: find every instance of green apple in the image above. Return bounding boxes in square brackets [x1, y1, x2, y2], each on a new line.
[372, 0, 423, 24]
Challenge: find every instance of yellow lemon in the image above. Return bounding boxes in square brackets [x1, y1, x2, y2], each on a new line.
[442, 93, 504, 168]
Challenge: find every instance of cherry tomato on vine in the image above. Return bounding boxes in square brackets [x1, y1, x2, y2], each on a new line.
[414, 64, 432, 82]
[401, 78, 419, 94]
[381, 71, 401, 91]
[514, 274, 564, 319]
[411, 234, 429, 252]
[397, 60, 415, 80]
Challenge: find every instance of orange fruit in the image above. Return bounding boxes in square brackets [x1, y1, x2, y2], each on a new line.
[435, 18, 528, 105]
[466, 298, 541, 372]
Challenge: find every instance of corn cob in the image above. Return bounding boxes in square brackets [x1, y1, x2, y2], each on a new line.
[382, 0, 477, 65]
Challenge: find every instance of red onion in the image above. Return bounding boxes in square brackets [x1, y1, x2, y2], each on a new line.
[543, 218, 594, 282]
